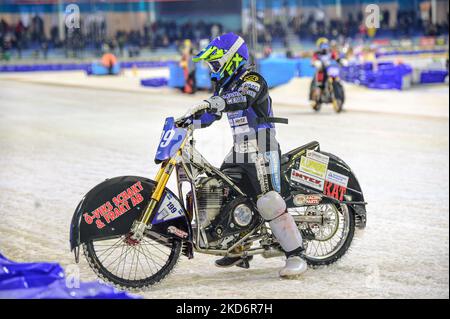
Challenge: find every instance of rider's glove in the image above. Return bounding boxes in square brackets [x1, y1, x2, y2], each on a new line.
[188, 101, 211, 116]
[189, 96, 225, 116]
[204, 96, 226, 114]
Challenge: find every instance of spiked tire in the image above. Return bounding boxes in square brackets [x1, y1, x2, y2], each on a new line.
[302, 204, 355, 267]
[83, 237, 181, 291]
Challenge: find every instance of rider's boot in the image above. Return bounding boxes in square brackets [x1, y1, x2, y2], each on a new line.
[215, 256, 254, 269]
[256, 191, 308, 278]
[279, 247, 308, 278]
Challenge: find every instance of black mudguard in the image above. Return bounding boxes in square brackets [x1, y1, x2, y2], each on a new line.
[70, 176, 193, 256]
[281, 142, 367, 228]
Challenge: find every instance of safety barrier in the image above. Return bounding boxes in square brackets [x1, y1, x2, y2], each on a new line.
[0, 252, 138, 299]
[258, 57, 317, 87]
[295, 58, 315, 78]
[0, 60, 170, 73]
[168, 57, 316, 90]
[87, 62, 121, 75]
[0, 63, 89, 72]
[259, 58, 299, 88]
[376, 49, 447, 58]
[341, 62, 414, 90]
[168, 62, 211, 90]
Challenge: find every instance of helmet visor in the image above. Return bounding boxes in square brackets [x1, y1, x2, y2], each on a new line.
[206, 60, 222, 73]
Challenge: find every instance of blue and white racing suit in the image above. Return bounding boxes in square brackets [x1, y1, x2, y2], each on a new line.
[195, 68, 284, 200]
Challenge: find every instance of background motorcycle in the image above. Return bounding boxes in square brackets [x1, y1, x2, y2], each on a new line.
[69, 105, 367, 291]
[310, 59, 346, 113]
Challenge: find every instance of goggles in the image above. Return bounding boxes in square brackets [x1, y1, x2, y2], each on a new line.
[206, 60, 222, 73]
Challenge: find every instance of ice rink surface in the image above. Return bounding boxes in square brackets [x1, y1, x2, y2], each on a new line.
[0, 72, 448, 298]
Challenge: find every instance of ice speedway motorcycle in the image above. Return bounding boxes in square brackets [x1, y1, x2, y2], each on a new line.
[70, 105, 367, 290]
[310, 58, 346, 113]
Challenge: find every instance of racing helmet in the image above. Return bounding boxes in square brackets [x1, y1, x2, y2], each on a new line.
[316, 37, 330, 51]
[193, 32, 249, 82]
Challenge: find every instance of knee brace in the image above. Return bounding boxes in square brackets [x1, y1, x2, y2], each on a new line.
[257, 191, 303, 253]
[256, 191, 286, 221]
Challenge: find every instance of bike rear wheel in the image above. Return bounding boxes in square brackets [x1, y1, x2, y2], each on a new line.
[291, 203, 355, 266]
[83, 234, 181, 291]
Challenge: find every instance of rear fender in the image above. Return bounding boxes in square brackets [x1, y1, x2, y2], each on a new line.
[70, 176, 193, 257]
[323, 152, 367, 228]
[282, 146, 367, 228]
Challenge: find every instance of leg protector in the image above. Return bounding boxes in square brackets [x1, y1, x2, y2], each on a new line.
[257, 191, 303, 253]
[256, 191, 286, 220]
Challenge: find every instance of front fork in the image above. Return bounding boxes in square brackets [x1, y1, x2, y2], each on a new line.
[129, 156, 178, 241]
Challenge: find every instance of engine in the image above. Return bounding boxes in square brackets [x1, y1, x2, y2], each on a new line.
[196, 177, 225, 228]
[189, 176, 261, 249]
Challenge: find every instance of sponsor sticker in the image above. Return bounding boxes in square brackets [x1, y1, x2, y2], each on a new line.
[293, 194, 322, 206]
[243, 89, 256, 98]
[300, 156, 328, 179]
[326, 170, 349, 188]
[306, 150, 329, 165]
[222, 91, 241, 99]
[227, 110, 242, 119]
[233, 117, 248, 126]
[153, 192, 184, 224]
[83, 181, 145, 229]
[167, 226, 188, 239]
[291, 169, 325, 191]
[323, 181, 347, 201]
[243, 74, 259, 82]
[241, 81, 261, 92]
[264, 151, 281, 193]
[227, 96, 247, 104]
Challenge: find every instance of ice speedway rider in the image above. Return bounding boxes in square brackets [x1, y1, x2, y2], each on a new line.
[181, 32, 307, 277]
[310, 37, 341, 99]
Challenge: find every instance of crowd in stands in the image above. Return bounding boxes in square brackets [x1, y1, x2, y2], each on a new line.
[1, 7, 448, 60]
[253, 9, 449, 46]
[0, 16, 224, 59]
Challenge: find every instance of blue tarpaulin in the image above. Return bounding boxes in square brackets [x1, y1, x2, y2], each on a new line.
[87, 62, 121, 75]
[0, 252, 139, 299]
[141, 77, 168, 87]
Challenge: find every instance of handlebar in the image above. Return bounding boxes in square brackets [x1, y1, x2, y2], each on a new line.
[175, 101, 210, 128]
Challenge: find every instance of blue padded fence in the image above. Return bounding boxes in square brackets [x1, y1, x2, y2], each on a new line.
[168, 62, 185, 88]
[376, 49, 447, 58]
[168, 62, 211, 89]
[296, 58, 315, 78]
[0, 252, 138, 299]
[341, 62, 414, 90]
[259, 58, 299, 88]
[168, 58, 315, 90]
[0, 60, 170, 73]
[87, 62, 121, 75]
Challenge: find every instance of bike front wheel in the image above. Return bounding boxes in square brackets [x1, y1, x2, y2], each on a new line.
[83, 234, 181, 291]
